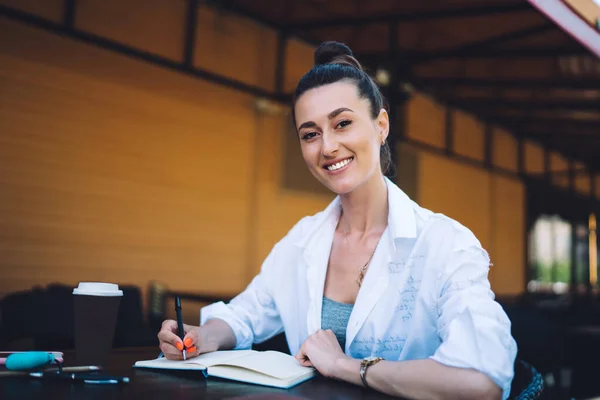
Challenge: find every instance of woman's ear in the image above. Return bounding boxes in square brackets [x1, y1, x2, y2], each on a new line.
[376, 108, 390, 144]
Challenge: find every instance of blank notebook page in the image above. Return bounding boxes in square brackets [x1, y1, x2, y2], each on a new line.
[138, 350, 256, 368]
[192, 350, 255, 367]
[211, 351, 311, 379]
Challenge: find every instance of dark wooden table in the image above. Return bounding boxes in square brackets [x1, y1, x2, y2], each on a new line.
[0, 347, 400, 399]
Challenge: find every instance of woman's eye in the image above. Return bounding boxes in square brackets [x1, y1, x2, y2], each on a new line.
[302, 132, 318, 140]
[336, 120, 352, 129]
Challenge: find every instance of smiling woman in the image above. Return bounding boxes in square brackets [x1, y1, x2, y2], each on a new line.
[158, 42, 517, 400]
[293, 42, 393, 191]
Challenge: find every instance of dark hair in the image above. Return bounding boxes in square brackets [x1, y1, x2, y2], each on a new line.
[292, 41, 393, 176]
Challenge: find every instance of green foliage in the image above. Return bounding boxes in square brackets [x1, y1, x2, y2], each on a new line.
[532, 261, 571, 283]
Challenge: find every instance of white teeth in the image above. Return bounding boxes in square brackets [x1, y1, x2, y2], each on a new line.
[327, 158, 352, 171]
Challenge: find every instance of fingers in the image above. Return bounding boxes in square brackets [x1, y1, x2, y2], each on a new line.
[158, 320, 185, 360]
[161, 319, 178, 332]
[185, 345, 200, 359]
[158, 322, 183, 346]
[297, 357, 314, 368]
[182, 324, 200, 348]
[157, 320, 208, 360]
[159, 341, 185, 360]
[294, 342, 312, 367]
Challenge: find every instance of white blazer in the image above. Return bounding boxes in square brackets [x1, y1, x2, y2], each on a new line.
[201, 177, 517, 399]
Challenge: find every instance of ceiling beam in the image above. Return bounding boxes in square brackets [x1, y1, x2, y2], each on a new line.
[491, 115, 600, 129]
[423, 89, 598, 168]
[286, 3, 534, 29]
[357, 45, 587, 63]
[0, 4, 291, 103]
[205, 0, 284, 30]
[524, 131, 600, 139]
[411, 23, 554, 65]
[63, 0, 76, 30]
[452, 97, 600, 112]
[413, 76, 600, 90]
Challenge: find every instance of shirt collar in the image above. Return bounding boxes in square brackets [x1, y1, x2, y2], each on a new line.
[385, 176, 417, 240]
[294, 177, 417, 249]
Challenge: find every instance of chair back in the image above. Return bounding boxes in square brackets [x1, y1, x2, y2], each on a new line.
[147, 281, 168, 331]
[510, 359, 544, 400]
[0, 289, 36, 348]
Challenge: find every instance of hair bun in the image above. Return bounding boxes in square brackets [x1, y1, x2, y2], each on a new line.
[314, 41, 361, 70]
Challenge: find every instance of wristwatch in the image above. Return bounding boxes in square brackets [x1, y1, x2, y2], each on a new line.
[360, 356, 383, 388]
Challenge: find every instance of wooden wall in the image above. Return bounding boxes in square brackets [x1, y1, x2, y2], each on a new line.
[408, 94, 526, 295]
[0, 3, 333, 306]
[1, 0, 597, 308]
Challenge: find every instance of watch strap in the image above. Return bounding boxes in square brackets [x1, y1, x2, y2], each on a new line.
[360, 357, 383, 388]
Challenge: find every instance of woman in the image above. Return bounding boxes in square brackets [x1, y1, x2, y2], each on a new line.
[158, 42, 517, 400]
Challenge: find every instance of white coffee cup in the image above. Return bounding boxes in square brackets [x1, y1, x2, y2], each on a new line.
[73, 282, 123, 366]
[73, 282, 123, 296]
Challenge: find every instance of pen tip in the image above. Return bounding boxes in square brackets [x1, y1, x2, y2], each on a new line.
[183, 350, 186, 361]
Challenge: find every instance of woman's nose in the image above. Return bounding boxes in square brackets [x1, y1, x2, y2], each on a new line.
[321, 134, 339, 156]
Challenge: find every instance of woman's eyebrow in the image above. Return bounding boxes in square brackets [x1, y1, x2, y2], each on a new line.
[298, 121, 317, 131]
[328, 107, 353, 119]
[297, 107, 354, 131]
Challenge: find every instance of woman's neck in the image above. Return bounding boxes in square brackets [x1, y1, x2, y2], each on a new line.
[338, 173, 389, 239]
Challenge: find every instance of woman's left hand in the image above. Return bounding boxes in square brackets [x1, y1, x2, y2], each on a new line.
[294, 329, 349, 378]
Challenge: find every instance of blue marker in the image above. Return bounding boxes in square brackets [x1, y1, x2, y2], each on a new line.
[6, 352, 55, 370]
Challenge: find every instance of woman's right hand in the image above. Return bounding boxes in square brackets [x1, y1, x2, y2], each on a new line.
[157, 318, 237, 360]
[157, 319, 206, 360]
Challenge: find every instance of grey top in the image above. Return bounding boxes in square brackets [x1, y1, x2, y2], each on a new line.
[321, 296, 354, 350]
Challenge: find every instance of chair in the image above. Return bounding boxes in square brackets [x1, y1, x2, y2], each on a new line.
[509, 359, 544, 400]
[113, 285, 157, 348]
[502, 304, 565, 387]
[0, 289, 37, 349]
[33, 283, 75, 350]
[147, 281, 168, 332]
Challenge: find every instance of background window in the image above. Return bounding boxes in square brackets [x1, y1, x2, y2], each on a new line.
[527, 214, 572, 294]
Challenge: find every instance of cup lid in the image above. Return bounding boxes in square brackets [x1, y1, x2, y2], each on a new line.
[73, 282, 123, 296]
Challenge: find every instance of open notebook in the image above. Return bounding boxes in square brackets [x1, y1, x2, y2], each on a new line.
[133, 350, 316, 389]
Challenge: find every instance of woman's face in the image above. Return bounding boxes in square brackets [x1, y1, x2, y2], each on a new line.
[294, 81, 389, 195]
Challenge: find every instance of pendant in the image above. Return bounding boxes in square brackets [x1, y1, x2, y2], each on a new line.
[356, 269, 366, 287]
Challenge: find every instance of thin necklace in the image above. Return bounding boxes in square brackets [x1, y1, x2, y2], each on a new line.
[356, 236, 382, 287]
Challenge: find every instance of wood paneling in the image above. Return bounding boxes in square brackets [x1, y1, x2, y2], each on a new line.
[0, 20, 256, 298]
[284, 38, 314, 93]
[418, 152, 492, 251]
[406, 94, 445, 148]
[454, 111, 484, 162]
[0, 0, 64, 22]
[194, 6, 277, 91]
[550, 151, 570, 189]
[490, 175, 525, 295]
[525, 140, 545, 175]
[492, 127, 518, 172]
[77, 0, 186, 61]
[574, 161, 591, 196]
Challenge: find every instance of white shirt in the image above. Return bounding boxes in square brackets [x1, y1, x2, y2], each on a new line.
[201, 177, 517, 399]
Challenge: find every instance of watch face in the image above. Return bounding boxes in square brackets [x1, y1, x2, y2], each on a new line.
[364, 356, 380, 362]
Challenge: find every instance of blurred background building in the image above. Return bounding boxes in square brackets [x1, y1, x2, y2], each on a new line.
[0, 0, 599, 397]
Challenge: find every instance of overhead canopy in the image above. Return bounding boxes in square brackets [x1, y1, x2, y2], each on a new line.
[220, 0, 600, 171]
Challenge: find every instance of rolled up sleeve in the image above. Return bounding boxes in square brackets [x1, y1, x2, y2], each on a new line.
[200, 244, 283, 350]
[430, 239, 517, 400]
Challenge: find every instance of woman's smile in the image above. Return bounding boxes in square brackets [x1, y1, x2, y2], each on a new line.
[323, 157, 354, 174]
